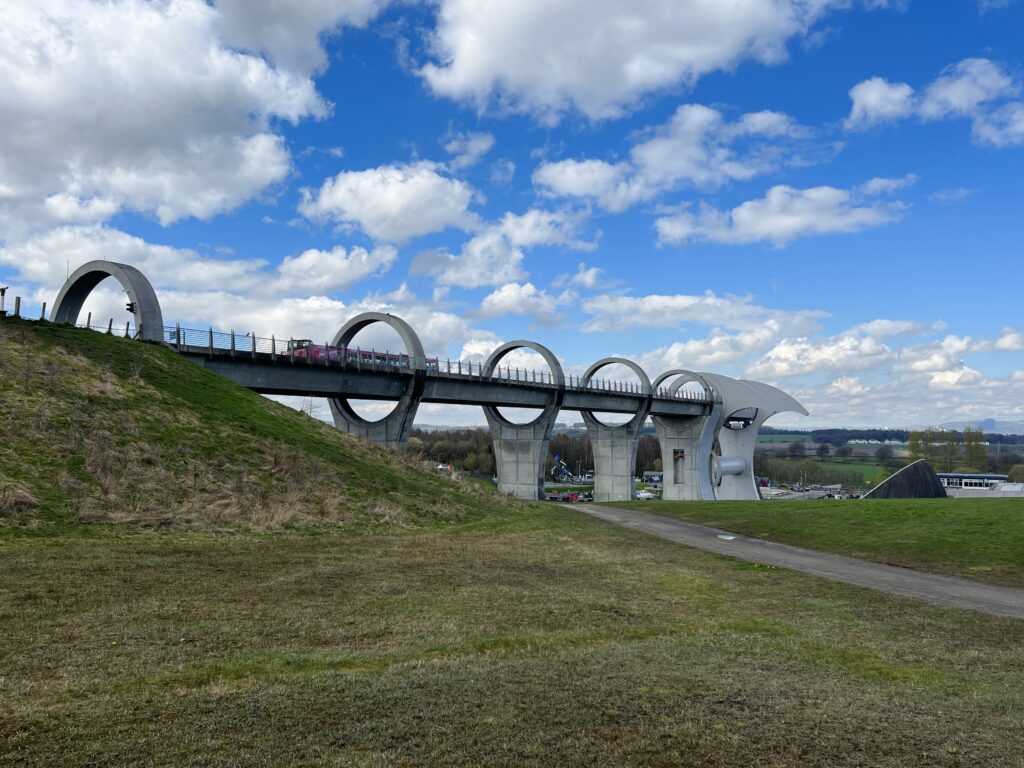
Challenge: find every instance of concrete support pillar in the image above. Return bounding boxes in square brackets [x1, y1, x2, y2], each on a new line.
[580, 358, 652, 502]
[650, 370, 721, 501]
[329, 312, 425, 451]
[481, 341, 565, 500]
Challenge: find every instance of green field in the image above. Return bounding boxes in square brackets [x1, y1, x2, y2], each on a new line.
[616, 499, 1024, 587]
[4, 506, 1024, 766]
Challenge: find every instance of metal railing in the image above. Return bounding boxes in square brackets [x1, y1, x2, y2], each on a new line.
[0, 308, 716, 404]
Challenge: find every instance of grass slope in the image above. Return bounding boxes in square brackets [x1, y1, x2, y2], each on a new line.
[0, 318, 516, 533]
[616, 499, 1024, 587]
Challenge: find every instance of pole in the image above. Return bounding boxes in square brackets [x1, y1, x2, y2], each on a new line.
[0, 286, 7, 317]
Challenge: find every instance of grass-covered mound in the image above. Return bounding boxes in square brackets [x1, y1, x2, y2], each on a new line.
[0, 318, 517, 532]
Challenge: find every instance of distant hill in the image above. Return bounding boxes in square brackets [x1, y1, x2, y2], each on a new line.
[938, 419, 1024, 436]
[0, 318, 516, 532]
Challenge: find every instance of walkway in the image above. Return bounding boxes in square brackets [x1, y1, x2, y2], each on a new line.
[576, 504, 1024, 621]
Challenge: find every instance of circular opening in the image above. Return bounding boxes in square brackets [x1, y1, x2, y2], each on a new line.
[77, 276, 134, 333]
[492, 348, 558, 426]
[340, 322, 411, 422]
[584, 361, 646, 427]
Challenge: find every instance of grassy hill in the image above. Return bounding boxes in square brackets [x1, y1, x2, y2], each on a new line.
[0, 318, 517, 533]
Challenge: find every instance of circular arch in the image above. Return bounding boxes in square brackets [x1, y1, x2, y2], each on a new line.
[652, 368, 716, 400]
[50, 260, 164, 342]
[329, 312, 426, 427]
[581, 357, 652, 429]
[482, 340, 565, 428]
[331, 312, 426, 370]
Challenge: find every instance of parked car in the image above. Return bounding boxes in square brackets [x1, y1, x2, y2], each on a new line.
[636, 489, 655, 500]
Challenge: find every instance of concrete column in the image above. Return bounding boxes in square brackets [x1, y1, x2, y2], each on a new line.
[650, 370, 720, 501]
[580, 358, 652, 502]
[481, 341, 565, 500]
[329, 312, 425, 451]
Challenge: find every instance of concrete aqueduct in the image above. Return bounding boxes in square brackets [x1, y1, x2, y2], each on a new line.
[50, 260, 808, 502]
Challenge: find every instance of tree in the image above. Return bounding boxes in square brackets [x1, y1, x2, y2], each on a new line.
[963, 427, 988, 471]
[939, 431, 961, 472]
[908, 431, 923, 461]
[407, 436, 424, 454]
[835, 445, 853, 459]
[1009, 465, 1024, 483]
[874, 444, 895, 462]
[788, 440, 806, 458]
[816, 443, 831, 461]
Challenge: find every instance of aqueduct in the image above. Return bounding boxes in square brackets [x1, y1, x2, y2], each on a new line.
[49, 260, 808, 502]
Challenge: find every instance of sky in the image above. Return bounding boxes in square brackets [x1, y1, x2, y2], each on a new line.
[1, 0, 1023, 429]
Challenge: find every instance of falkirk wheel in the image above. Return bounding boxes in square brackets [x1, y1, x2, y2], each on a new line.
[48, 260, 810, 502]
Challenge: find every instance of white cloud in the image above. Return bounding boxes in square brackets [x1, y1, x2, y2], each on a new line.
[972, 102, 1024, 147]
[0, 227, 396, 330]
[747, 318, 949, 378]
[299, 161, 481, 242]
[747, 333, 895, 378]
[475, 282, 575, 324]
[216, 0, 387, 74]
[858, 173, 918, 195]
[928, 187, 974, 205]
[844, 58, 1023, 146]
[0, 0, 328, 238]
[579, 291, 824, 335]
[420, 0, 854, 121]
[656, 182, 906, 247]
[533, 104, 813, 212]
[276, 245, 397, 293]
[919, 58, 1017, 120]
[412, 208, 592, 288]
[444, 131, 496, 170]
[844, 77, 916, 130]
[553, 263, 608, 291]
[634, 325, 787, 372]
[978, 0, 1011, 12]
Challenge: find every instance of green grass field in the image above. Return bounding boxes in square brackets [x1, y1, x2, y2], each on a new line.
[3, 505, 1024, 766]
[615, 499, 1024, 587]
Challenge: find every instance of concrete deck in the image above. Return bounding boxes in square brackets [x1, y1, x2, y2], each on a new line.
[576, 504, 1024, 621]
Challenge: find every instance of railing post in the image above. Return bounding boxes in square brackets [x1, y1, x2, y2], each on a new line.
[324, 341, 330, 366]
[124, 321, 130, 338]
[209, 326, 214, 354]
[40, 302, 47, 320]
[251, 331, 256, 360]
[230, 330, 236, 356]
[109, 318, 115, 335]
[271, 335, 276, 362]
[13, 297, 20, 317]
[86, 312, 92, 330]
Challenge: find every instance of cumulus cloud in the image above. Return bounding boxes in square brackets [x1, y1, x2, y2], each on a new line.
[533, 104, 813, 212]
[844, 77, 916, 129]
[552, 263, 611, 291]
[0, 226, 398, 336]
[419, 0, 866, 121]
[475, 282, 576, 324]
[747, 333, 895, 378]
[299, 161, 481, 242]
[579, 291, 824, 335]
[216, 0, 387, 73]
[412, 208, 592, 288]
[0, 0, 329, 239]
[656, 181, 907, 247]
[844, 58, 1023, 146]
[444, 131, 496, 170]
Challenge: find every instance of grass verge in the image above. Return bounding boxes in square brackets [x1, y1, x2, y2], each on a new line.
[612, 498, 1024, 587]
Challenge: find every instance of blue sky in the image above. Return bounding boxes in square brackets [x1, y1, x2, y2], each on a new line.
[2, 0, 1023, 428]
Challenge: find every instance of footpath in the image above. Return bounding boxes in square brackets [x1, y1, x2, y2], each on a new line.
[577, 504, 1024, 621]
